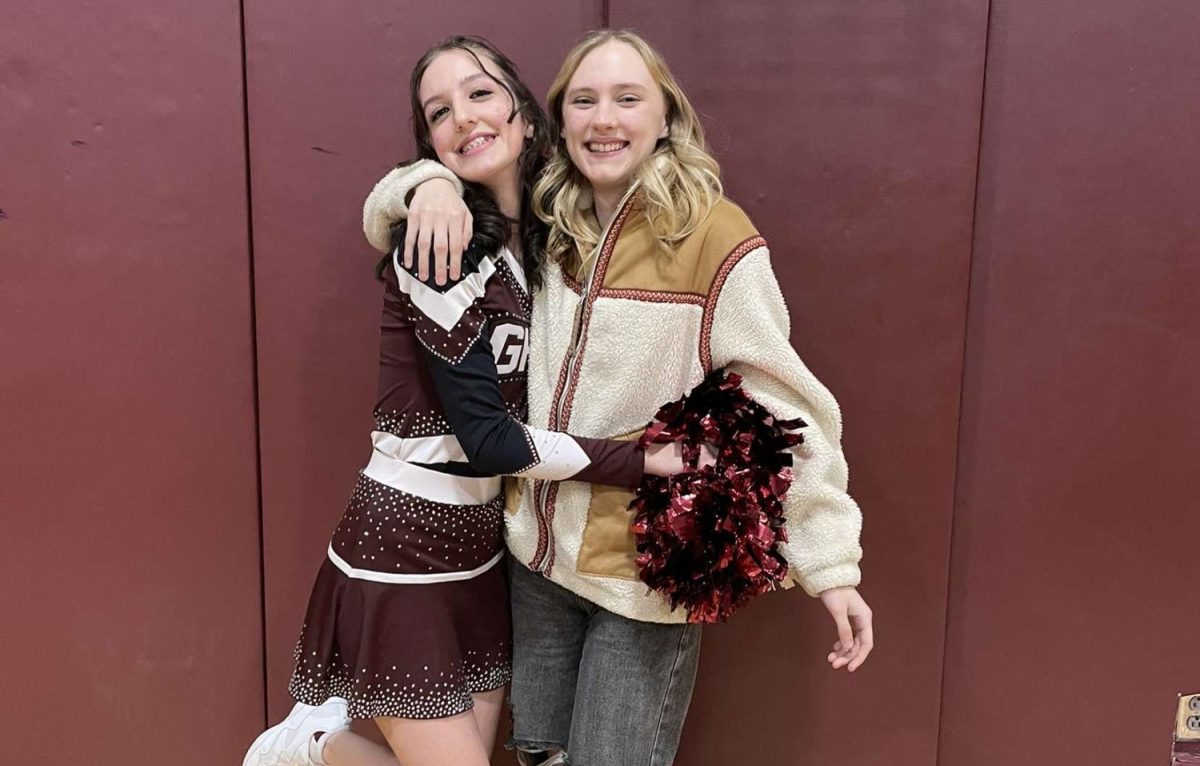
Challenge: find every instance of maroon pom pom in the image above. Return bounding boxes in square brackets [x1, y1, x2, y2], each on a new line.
[631, 370, 805, 623]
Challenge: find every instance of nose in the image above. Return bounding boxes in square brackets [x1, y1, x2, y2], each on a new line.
[591, 98, 616, 132]
[452, 101, 478, 132]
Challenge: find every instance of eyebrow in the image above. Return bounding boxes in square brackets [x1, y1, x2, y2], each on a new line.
[566, 82, 648, 98]
[421, 72, 493, 111]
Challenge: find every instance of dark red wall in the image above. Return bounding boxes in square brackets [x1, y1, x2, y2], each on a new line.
[941, 1, 1200, 763]
[0, 2, 262, 765]
[3, 1, 1197, 764]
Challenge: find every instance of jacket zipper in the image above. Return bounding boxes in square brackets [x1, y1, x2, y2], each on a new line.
[531, 185, 640, 573]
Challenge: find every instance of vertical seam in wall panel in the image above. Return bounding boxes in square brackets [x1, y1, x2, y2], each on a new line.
[602, 0, 610, 28]
[936, 0, 994, 764]
[236, 0, 269, 728]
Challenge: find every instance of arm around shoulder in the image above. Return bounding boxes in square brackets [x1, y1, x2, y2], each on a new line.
[363, 159, 464, 253]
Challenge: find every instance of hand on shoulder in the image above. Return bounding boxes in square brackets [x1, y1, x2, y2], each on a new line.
[404, 177, 472, 286]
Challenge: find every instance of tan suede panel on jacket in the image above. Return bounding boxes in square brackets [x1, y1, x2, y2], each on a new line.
[600, 197, 760, 296]
[575, 428, 645, 581]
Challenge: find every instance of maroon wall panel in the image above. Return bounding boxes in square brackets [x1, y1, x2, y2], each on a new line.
[610, 3, 988, 764]
[242, 1, 603, 740]
[0, 3, 262, 765]
[943, 1, 1200, 764]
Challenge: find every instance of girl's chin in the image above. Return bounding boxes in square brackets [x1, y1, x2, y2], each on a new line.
[581, 170, 635, 196]
[450, 149, 522, 177]
[448, 161, 506, 187]
[574, 155, 638, 185]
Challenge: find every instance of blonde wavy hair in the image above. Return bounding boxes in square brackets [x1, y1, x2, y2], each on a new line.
[533, 29, 723, 261]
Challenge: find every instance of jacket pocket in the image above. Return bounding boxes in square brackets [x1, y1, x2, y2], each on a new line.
[575, 429, 643, 581]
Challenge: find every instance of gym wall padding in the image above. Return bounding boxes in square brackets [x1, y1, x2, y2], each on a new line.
[941, 1, 1200, 763]
[0, 2, 263, 764]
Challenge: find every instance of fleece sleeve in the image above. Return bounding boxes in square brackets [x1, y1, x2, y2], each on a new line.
[363, 159, 464, 253]
[705, 244, 864, 596]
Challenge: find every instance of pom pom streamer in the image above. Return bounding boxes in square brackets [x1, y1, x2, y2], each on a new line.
[631, 370, 805, 623]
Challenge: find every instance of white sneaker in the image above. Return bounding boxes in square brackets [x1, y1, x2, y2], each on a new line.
[242, 698, 350, 766]
[516, 751, 568, 766]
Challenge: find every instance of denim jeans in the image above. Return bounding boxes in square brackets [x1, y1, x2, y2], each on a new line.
[507, 557, 702, 766]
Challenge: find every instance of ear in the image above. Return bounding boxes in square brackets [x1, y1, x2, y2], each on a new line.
[525, 123, 534, 138]
[658, 119, 669, 140]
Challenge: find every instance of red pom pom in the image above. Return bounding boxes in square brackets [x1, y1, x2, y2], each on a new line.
[631, 370, 805, 623]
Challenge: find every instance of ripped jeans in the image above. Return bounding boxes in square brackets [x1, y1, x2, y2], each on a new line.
[506, 558, 702, 766]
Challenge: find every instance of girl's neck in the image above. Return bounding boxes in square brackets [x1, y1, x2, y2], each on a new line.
[492, 184, 521, 221]
[506, 223, 522, 256]
[592, 187, 624, 230]
[483, 164, 522, 221]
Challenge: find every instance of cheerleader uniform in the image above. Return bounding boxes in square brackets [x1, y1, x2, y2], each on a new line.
[286, 246, 645, 720]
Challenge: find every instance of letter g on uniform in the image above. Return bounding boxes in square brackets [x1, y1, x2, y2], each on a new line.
[491, 324, 529, 374]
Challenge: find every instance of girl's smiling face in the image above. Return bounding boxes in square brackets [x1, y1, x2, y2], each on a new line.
[560, 40, 669, 201]
[418, 50, 529, 196]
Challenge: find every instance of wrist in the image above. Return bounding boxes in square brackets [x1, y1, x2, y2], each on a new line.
[804, 563, 862, 597]
[407, 176, 460, 206]
[397, 160, 463, 214]
[643, 447, 666, 476]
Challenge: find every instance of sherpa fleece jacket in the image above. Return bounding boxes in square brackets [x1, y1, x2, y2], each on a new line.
[364, 168, 863, 624]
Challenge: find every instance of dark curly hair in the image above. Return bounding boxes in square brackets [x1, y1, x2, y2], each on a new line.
[380, 35, 550, 289]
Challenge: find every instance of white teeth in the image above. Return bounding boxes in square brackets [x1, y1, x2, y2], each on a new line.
[588, 141, 626, 153]
[461, 136, 492, 153]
